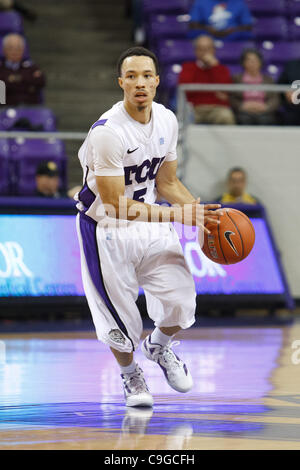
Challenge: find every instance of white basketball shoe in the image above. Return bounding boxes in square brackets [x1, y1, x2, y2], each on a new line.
[121, 364, 154, 407]
[141, 335, 193, 393]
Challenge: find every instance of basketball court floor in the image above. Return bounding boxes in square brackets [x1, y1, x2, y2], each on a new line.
[0, 321, 299, 450]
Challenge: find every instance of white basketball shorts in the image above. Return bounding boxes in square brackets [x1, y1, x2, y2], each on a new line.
[76, 212, 196, 352]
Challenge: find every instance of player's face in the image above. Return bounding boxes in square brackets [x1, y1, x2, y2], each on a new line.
[118, 56, 159, 109]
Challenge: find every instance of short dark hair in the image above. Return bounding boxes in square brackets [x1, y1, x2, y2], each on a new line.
[117, 46, 159, 77]
[227, 167, 247, 179]
[240, 48, 264, 67]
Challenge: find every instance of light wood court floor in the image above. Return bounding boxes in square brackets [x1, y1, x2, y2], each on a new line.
[0, 321, 300, 450]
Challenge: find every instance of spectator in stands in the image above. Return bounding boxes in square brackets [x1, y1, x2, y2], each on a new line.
[278, 60, 300, 126]
[35, 161, 66, 198]
[230, 48, 279, 125]
[0, 0, 37, 21]
[0, 33, 45, 105]
[178, 35, 235, 124]
[189, 0, 253, 41]
[217, 167, 258, 204]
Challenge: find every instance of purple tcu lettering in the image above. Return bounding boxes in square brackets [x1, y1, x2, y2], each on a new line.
[124, 156, 165, 186]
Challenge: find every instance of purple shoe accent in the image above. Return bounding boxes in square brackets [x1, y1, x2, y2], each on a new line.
[183, 363, 188, 376]
[143, 339, 149, 352]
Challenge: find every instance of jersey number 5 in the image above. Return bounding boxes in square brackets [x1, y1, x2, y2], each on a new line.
[132, 188, 147, 202]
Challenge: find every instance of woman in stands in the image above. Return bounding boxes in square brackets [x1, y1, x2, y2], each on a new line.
[230, 48, 279, 125]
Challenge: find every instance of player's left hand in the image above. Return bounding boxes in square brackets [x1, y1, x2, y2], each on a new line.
[194, 198, 223, 227]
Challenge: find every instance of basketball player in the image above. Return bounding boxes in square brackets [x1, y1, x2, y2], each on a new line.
[76, 47, 222, 407]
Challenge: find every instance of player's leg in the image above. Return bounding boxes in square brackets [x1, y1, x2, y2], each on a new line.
[137, 223, 196, 393]
[76, 213, 153, 407]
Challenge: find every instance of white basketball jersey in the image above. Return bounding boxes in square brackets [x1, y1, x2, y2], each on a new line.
[76, 101, 178, 224]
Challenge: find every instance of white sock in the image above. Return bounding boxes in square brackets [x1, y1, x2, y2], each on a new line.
[120, 360, 137, 375]
[150, 327, 173, 346]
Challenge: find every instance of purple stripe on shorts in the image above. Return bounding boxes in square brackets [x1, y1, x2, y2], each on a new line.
[79, 213, 134, 350]
[91, 119, 107, 129]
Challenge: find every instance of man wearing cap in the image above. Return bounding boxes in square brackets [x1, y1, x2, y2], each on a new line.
[35, 161, 65, 198]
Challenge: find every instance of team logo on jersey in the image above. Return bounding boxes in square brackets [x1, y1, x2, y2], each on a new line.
[127, 147, 139, 154]
[224, 231, 239, 256]
[124, 156, 165, 185]
[108, 329, 126, 345]
[159, 137, 164, 145]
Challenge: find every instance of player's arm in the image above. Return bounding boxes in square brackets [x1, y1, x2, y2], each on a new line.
[155, 159, 221, 226]
[96, 174, 206, 228]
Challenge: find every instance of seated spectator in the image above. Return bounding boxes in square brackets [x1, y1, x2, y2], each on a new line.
[217, 167, 258, 204]
[230, 48, 279, 125]
[35, 161, 66, 198]
[189, 0, 253, 41]
[278, 60, 300, 126]
[0, 33, 46, 105]
[178, 35, 235, 124]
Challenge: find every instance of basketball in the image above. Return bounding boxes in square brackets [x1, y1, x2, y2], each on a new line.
[201, 208, 255, 265]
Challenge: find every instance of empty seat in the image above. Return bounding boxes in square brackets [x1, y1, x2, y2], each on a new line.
[246, 0, 286, 17]
[143, 0, 192, 16]
[10, 138, 67, 195]
[148, 14, 190, 40]
[0, 11, 23, 35]
[0, 139, 10, 195]
[215, 41, 255, 64]
[287, 0, 300, 16]
[288, 17, 300, 39]
[265, 64, 283, 81]
[253, 17, 288, 40]
[161, 64, 183, 91]
[0, 107, 57, 132]
[157, 39, 195, 65]
[259, 41, 300, 65]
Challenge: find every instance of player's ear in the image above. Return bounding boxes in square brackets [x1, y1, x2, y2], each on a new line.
[118, 77, 124, 90]
[155, 75, 160, 87]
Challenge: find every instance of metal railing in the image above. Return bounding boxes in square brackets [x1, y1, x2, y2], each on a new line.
[176, 83, 294, 180]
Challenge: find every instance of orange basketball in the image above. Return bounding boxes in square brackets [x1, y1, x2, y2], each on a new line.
[201, 208, 255, 265]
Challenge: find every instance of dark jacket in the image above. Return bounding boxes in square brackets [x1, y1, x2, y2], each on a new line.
[0, 59, 46, 105]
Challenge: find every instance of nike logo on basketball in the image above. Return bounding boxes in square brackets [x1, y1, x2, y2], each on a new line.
[127, 147, 139, 154]
[224, 231, 239, 256]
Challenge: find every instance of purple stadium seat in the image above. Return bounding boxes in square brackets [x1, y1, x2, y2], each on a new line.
[10, 138, 67, 195]
[246, 0, 286, 17]
[227, 64, 243, 77]
[0, 11, 23, 35]
[265, 64, 283, 81]
[0, 107, 57, 132]
[148, 14, 190, 40]
[161, 64, 183, 90]
[287, 0, 300, 16]
[157, 39, 195, 65]
[253, 17, 288, 40]
[259, 41, 300, 64]
[143, 0, 192, 16]
[0, 139, 10, 195]
[215, 41, 255, 64]
[288, 18, 300, 39]
[0, 35, 30, 60]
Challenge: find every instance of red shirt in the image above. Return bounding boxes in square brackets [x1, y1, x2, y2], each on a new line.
[178, 61, 232, 106]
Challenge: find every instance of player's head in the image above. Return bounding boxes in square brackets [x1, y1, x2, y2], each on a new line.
[117, 47, 160, 111]
[227, 167, 247, 197]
